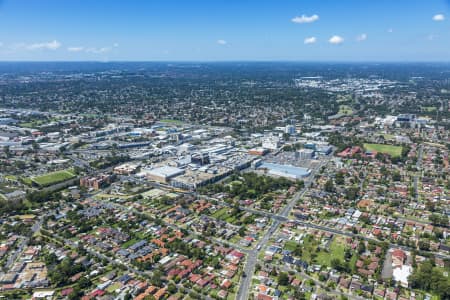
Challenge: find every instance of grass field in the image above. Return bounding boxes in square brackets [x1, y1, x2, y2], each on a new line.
[4, 175, 18, 181]
[294, 235, 346, 267]
[422, 106, 437, 112]
[159, 119, 184, 124]
[315, 238, 346, 266]
[338, 105, 353, 115]
[211, 207, 229, 219]
[284, 240, 298, 252]
[106, 282, 121, 293]
[364, 143, 403, 157]
[121, 238, 138, 249]
[30, 169, 76, 187]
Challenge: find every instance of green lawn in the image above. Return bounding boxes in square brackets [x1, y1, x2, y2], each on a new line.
[30, 169, 76, 187]
[284, 240, 298, 252]
[4, 175, 18, 181]
[338, 105, 353, 115]
[422, 106, 437, 112]
[211, 207, 229, 219]
[121, 238, 139, 249]
[159, 119, 184, 124]
[315, 238, 346, 266]
[363, 143, 403, 157]
[299, 235, 346, 267]
[0, 183, 16, 193]
[106, 282, 121, 293]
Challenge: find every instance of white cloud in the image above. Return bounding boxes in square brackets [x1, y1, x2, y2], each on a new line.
[356, 33, 367, 42]
[67, 46, 84, 52]
[329, 35, 344, 45]
[217, 39, 227, 45]
[86, 47, 111, 54]
[304, 37, 317, 44]
[291, 14, 319, 24]
[66, 43, 119, 54]
[387, 28, 394, 33]
[27, 40, 61, 50]
[432, 14, 445, 21]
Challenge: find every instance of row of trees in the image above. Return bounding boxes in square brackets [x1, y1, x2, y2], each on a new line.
[205, 172, 294, 200]
[409, 260, 450, 298]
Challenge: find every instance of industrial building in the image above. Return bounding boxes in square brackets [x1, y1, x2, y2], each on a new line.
[145, 166, 185, 183]
[297, 149, 315, 160]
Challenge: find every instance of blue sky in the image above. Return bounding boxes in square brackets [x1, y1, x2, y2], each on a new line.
[0, 0, 449, 61]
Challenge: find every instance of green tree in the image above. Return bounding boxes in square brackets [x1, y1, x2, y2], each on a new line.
[278, 272, 289, 286]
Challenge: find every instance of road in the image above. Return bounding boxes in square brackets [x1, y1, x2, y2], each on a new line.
[235, 150, 448, 300]
[3, 215, 44, 271]
[236, 157, 330, 300]
[267, 262, 366, 300]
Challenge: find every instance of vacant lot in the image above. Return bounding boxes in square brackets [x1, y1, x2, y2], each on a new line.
[364, 143, 403, 157]
[287, 235, 346, 268]
[31, 169, 76, 187]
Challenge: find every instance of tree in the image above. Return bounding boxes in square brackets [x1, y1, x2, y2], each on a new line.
[293, 244, 302, 257]
[324, 179, 334, 192]
[167, 283, 177, 294]
[78, 277, 91, 289]
[151, 269, 163, 286]
[3, 145, 11, 158]
[345, 187, 359, 201]
[278, 272, 289, 286]
[331, 258, 342, 269]
[357, 241, 366, 254]
[409, 260, 450, 298]
[392, 171, 401, 181]
[238, 227, 246, 237]
[335, 172, 345, 185]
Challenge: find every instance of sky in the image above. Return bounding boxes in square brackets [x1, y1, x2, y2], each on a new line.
[0, 0, 449, 61]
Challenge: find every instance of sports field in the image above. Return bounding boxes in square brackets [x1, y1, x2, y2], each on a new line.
[364, 143, 403, 157]
[31, 169, 76, 187]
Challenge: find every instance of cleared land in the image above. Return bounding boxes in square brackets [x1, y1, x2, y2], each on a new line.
[363, 143, 403, 157]
[30, 169, 76, 187]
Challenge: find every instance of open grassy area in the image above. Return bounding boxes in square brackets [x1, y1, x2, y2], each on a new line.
[338, 105, 353, 115]
[422, 106, 437, 112]
[121, 238, 139, 249]
[159, 119, 184, 124]
[0, 183, 16, 194]
[284, 240, 298, 252]
[211, 207, 229, 219]
[106, 282, 121, 293]
[363, 143, 403, 157]
[4, 175, 18, 181]
[297, 235, 346, 267]
[315, 238, 346, 266]
[30, 169, 76, 187]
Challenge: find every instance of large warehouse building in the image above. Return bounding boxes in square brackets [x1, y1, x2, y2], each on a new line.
[145, 166, 185, 183]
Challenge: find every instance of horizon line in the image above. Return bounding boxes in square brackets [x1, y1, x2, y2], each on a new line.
[1, 60, 450, 64]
